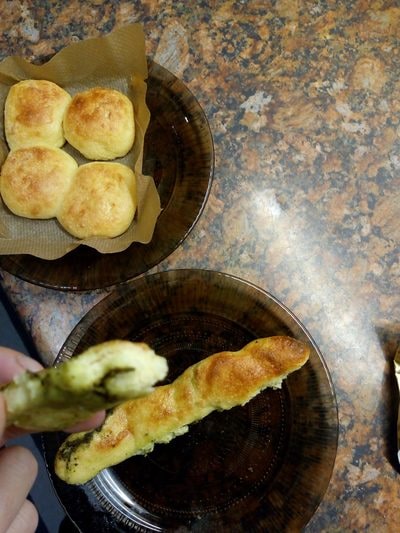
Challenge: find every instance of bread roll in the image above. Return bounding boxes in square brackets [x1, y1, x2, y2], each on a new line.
[63, 87, 135, 160]
[57, 162, 137, 238]
[55, 336, 310, 484]
[0, 146, 78, 219]
[4, 79, 71, 150]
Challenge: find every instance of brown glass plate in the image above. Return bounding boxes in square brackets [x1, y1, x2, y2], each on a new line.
[0, 63, 213, 290]
[42, 269, 338, 532]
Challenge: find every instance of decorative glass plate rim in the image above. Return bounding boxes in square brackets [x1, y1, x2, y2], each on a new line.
[0, 62, 215, 291]
[43, 268, 339, 532]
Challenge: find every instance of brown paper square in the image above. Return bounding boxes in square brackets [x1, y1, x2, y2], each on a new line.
[0, 24, 161, 259]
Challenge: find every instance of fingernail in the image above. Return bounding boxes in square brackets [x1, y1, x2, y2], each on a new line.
[16, 354, 42, 373]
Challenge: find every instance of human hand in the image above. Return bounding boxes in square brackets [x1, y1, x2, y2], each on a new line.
[0, 347, 105, 533]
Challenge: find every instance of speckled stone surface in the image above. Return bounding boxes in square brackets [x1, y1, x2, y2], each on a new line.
[0, 1, 399, 531]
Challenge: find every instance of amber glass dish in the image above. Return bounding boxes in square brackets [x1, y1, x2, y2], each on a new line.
[42, 269, 338, 532]
[0, 63, 214, 290]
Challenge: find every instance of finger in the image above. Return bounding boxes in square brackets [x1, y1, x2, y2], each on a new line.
[5, 499, 38, 533]
[0, 446, 38, 532]
[66, 410, 106, 433]
[1, 424, 29, 444]
[0, 348, 42, 386]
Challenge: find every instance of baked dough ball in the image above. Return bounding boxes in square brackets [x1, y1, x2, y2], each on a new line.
[63, 88, 135, 160]
[4, 79, 71, 150]
[0, 146, 78, 219]
[57, 162, 137, 239]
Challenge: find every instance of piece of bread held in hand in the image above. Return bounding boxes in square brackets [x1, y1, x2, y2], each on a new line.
[4, 79, 71, 150]
[0, 340, 168, 432]
[55, 336, 310, 485]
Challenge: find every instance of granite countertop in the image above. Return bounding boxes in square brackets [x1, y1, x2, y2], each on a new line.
[0, 1, 399, 531]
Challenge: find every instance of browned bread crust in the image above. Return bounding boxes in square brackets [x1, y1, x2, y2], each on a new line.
[4, 79, 71, 150]
[1, 81, 137, 238]
[56, 161, 137, 238]
[55, 336, 310, 484]
[63, 87, 135, 160]
[0, 146, 77, 219]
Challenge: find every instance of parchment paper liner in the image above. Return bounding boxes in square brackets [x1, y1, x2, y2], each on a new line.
[0, 24, 161, 259]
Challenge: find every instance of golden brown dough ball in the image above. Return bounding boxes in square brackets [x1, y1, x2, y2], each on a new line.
[4, 80, 71, 150]
[0, 146, 78, 219]
[63, 88, 135, 160]
[57, 162, 137, 239]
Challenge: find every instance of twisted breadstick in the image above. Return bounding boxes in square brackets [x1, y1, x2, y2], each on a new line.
[55, 336, 310, 484]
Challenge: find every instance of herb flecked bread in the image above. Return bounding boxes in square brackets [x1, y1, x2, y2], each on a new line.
[55, 336, 310, 485]
[1, 340, 168, 431]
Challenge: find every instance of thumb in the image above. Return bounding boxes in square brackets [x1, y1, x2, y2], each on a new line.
[0, 348, 42, 386]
